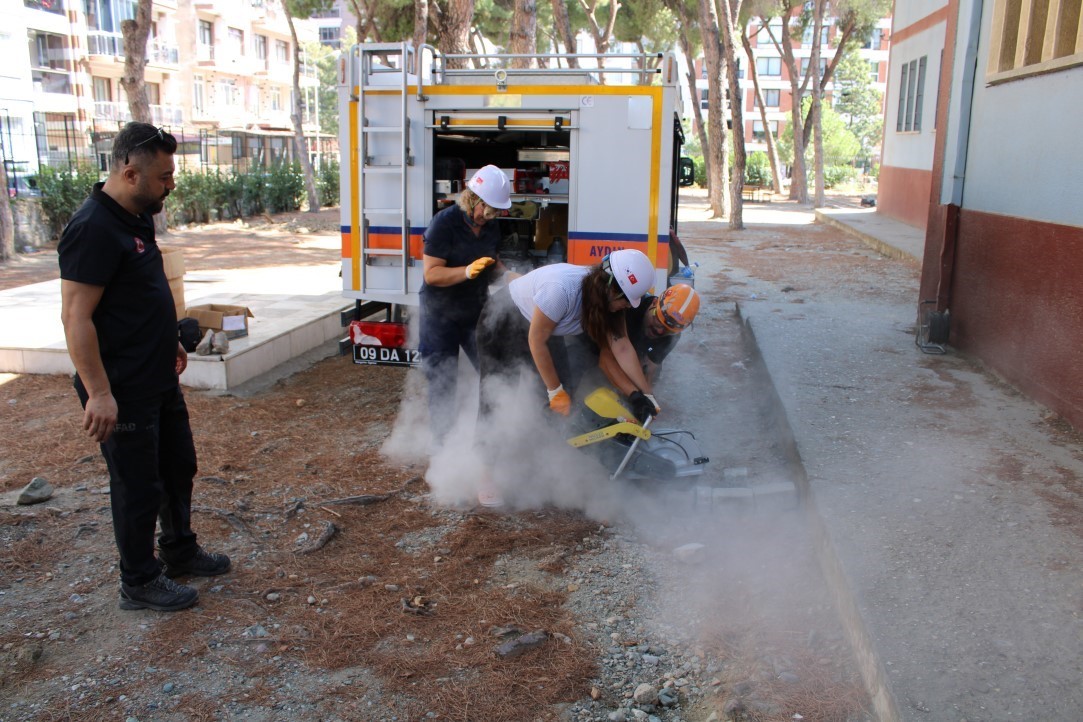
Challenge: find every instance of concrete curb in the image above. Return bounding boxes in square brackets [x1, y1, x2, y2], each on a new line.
[815, 210, 920, 264]
[736, 300, 902, 722]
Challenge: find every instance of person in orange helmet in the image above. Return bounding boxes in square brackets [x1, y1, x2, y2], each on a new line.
[597, 283, 700, 418]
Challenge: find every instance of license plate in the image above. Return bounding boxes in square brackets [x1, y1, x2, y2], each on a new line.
[352, 344, 421, 367]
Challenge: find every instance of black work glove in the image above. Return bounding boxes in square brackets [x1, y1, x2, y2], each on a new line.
[628, 390, 657, 424]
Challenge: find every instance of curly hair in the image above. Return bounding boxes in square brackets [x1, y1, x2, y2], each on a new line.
[580, 265, 627, 348]
[456, 188, 483, 215]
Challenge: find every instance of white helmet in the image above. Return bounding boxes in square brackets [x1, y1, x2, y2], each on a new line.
[466, 165, 512, 209]
[603, 249, 655, 308]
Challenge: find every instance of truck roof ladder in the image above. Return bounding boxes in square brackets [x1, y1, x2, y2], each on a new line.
[355, 42, 414, 296]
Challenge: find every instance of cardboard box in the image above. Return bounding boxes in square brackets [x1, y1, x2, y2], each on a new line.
[161, 247, 186, 321]
[168, 277, 185, 321]
[160, 246, 185, 279]
[185, 304, 254, 339]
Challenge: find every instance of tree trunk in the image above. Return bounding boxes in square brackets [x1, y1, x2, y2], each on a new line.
[0, 161, 14, 262]
[810, 0, 825, 207]
[742, 31, 783, 194]
[719, 0, 745, 230]
[119, 0, 153, 124]
[698, 0, 728, 217]
[120, 0, 165, 232]
[551, 0, 579, 67]
[664, 0, 710, 187]
[801, 18, 857, 149]
[509, 0, 537, 68]
[438, 0, 475, 69]
[412, 0, 429, 61]
[770, 16, 808, 203]
[285, 8, 321, 212]
[577, 0, 620, 77]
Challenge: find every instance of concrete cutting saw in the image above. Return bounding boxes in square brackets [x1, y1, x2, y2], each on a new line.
[567, 388, 709, 482]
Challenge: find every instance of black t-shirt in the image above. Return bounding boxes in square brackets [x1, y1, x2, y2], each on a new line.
[627, 296, 680, 365]
[58, 183, 178, 400]
[419, 204, 501, 322]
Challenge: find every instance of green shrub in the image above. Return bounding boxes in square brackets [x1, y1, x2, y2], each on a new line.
[823, 165, 856, 189]
[317, 158, 340, 207]
[238, 170, 266, 217]
[745, 151, 772, 187]
[168, 169, 216, 224]
[264, 162, 304, 213]
[693, 155, 707, 188]
[37, 163, 101, 239]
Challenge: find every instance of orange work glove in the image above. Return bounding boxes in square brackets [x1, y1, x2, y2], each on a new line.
[465, 256, 495, 280]
[547, 384, 572, 416]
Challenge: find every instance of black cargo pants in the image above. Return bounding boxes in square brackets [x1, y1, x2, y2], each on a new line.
[77, 382, 200, 586]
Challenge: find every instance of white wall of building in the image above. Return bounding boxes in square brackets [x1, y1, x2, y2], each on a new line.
[954, 0, 1083, 227]
[894, 0, 948, 29]
[881, 21, 944, 171]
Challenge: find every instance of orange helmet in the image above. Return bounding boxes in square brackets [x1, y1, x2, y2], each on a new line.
[654, 284, 700, 332]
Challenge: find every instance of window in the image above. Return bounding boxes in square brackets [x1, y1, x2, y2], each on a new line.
[193, 74, 205, 113]
[802, 24, 830, 46]
[254, 34, 268, 60]
[869, 60, 880, 83]
[863, 28, 883, 50]
[92, 76, 112, 102]
[25, 0, 66, 15]
[228, 27, 244, 57]
[800, 57, 828, 79]
[758, 89, 780, 108]
[146, 81, 160, 105]
[756, 57, 781, 76]
[759, 22, 782, 47]
[271, 87, 282, 111]
[752, 120, 777, 141]
[216, 79, 240, 106]
[896, 56, 927, 132]
[198, 20, 213, 46]
[275, 39, 289, 63]
[319, 26, 340, 47]
[988, 0, 1083, 81]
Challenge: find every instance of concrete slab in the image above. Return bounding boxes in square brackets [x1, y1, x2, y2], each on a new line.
[817, 206, 926, 263]
[682, 198, 1083, 721]
[0, 264, 351, 391]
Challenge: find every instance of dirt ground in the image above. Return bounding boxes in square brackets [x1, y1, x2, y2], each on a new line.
[0, 197, 878, 721]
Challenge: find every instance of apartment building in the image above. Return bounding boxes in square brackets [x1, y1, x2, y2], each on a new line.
[3, 0, 319, 186]
[691, 16, 892, 159]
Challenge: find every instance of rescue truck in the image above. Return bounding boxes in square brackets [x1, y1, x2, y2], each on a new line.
[338, 42, 693, 366]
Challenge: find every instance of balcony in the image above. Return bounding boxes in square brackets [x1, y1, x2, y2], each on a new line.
[197, 43, 215, 64]
[87, 32, 123, 57]
[94, 101, 184, 126]
[32, 67, 72, 95]
[25, 0, 65, 15]
[87, 32, 181, 66]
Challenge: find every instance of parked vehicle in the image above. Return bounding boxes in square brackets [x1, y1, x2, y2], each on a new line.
[338, 42, 688, 365]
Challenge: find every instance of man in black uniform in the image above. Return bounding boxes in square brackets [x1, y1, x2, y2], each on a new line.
[59, 123, 230, 612]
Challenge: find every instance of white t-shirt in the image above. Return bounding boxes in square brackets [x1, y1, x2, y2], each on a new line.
[508, 263, 590, 336]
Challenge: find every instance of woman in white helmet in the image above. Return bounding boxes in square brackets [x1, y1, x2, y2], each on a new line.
[420, 165, 513, 447]
[472, 248, 661, 506]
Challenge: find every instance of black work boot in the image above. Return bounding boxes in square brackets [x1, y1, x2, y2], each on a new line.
[119, 572, 198, 612]
[162, 547, 232, 579]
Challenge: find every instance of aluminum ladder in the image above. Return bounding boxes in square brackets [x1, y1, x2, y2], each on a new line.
[353, 42, 415, 296]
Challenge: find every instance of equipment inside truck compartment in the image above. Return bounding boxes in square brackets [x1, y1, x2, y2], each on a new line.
[433, 127, 571, 275]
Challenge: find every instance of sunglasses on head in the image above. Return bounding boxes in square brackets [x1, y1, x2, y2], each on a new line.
[125, 127, 166, 164]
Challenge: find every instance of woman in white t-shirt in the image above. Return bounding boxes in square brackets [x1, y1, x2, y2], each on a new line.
[472, 249, 660, 505]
